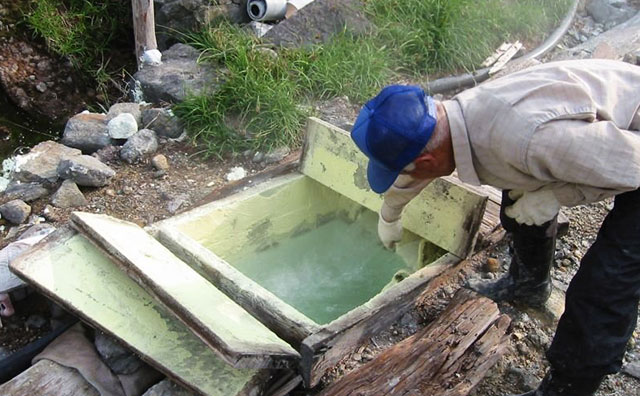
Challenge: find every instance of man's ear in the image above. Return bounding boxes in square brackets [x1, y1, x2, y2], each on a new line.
[413, 151, 436, 167]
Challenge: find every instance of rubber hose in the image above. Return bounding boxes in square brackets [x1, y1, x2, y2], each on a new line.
[426, 0, 579, 94]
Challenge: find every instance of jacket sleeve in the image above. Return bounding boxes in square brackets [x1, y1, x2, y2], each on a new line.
[380, 175, 433, 221]
[525, 119, 640, 206]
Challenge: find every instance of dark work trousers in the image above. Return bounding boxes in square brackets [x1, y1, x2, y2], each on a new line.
[501, 189, 640, 380]
[548, 188, 640, 379]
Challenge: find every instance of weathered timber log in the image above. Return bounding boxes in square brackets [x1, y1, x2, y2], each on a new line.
[0, 360, 100, 396]
[132, 0, 158, 67]
[300, 254, 460, 388]
[317, 289, 511, 396]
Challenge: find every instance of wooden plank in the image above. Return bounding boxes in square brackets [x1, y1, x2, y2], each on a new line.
[300, 253, 460, 388]
[444, 176, 502, 241]
[317, 289, 511, 396]
[71, 212, 299, 369]
[0, 360, 100, 396]
[10, 227, 269, 396]
[300, 117, 487, 258]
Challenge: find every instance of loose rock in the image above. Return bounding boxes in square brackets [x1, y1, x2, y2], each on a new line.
[151, 154, 170, 171]
[107, 113, 138, 140]
[226, 166, 246, 181]
[263, 0, 373, 48]
[264, 146, 290, 164]
[142, 378, 195, 396]
[61, 113, 112, 153]
[485, 257, 501, 273]
[0, 199, 31, 224]
[57, 155, 116, 187]
[2, 182, 48, 203]
[141, 108, 184, 138]
[106, 102, 142, 125]
[120, 129, 159, 164]
[51, 180, 88, 209]
[95, 332, 144, 375]
[13, 141, 82, 183]
[134, 44, 219, 103]
[586, 0, 636, 27]
[25, 314, 47, 329]
[92, 145, 121, 163]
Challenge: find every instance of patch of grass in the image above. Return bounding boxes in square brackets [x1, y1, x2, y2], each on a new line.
[177, 0, 572, 157]
[174, 23, 308, 157]
[26, 0, 131, 101]
[366, 0, 572, 74]
[301, 32, 391, 103]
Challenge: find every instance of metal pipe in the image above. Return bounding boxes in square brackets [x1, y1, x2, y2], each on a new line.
[426, 0, 579, 94]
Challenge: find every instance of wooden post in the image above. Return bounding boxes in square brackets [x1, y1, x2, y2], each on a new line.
[132, 0, 158, 68]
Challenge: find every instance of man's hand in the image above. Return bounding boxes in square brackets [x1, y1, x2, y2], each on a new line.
[505, 189, 561, 226]
[378, 213, 403, 249]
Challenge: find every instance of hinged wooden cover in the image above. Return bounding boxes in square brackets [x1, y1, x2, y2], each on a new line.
[71, 212, 300, 369]
[10, 227, 268, 396]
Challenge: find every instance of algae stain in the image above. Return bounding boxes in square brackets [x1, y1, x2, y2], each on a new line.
[353, 163, 369, 191]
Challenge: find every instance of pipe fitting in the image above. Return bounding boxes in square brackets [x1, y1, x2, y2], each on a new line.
[247, 0, 288, 22]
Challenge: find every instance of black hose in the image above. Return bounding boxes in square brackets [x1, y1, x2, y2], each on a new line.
[426, 0, 579, 95]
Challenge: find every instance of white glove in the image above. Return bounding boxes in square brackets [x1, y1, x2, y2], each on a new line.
[378, 212, 403, 249]
[504, 189, 561, 226]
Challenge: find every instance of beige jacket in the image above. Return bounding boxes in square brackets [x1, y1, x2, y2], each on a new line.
[443, 59, 640, 207]
[385, 59, 640, 213]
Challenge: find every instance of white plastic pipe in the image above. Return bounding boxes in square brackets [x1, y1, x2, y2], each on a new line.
[247, 0, 288, 22]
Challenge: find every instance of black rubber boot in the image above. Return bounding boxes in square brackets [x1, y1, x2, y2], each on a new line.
[468, 190, 556, 308]
[467, 230, 554, 307]
[508, 370, 602, 396]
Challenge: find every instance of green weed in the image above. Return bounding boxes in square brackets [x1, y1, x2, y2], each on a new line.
[365, 0, 572, 74]
[26, 0, 131, 102]
[176, 0, 571, 157]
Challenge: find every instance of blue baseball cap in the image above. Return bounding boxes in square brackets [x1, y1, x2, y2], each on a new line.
[351, 85, 437, 193]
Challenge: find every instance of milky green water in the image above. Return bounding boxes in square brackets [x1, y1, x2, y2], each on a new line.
[228, 211, 414, 325]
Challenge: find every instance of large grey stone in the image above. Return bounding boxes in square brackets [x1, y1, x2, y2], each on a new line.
[154, 0, 249, 50]
[120, 129, 159, 164]
[263, 0, 374, 48]
[133, 43, 220, 104]
[0, 199, 31, 224]
[57, 155, 116, 187]
[106, 102, 142, 125]
[13, 141, 82, 183]
[586, 0, 636, 26]
[1, 182, 49, 203]
[551, 11, 640, 61]
[142, 378, 196, 396]
[61, 113, 113, 153]
[50, 180, 88, 208]
[95, 332, 144, 375]
[141, 108, 184, 138]
[108, 113, 138, 139]
[264, 146, 291, 164]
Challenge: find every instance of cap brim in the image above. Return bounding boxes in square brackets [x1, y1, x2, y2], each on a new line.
[367, 160, 400, 193]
